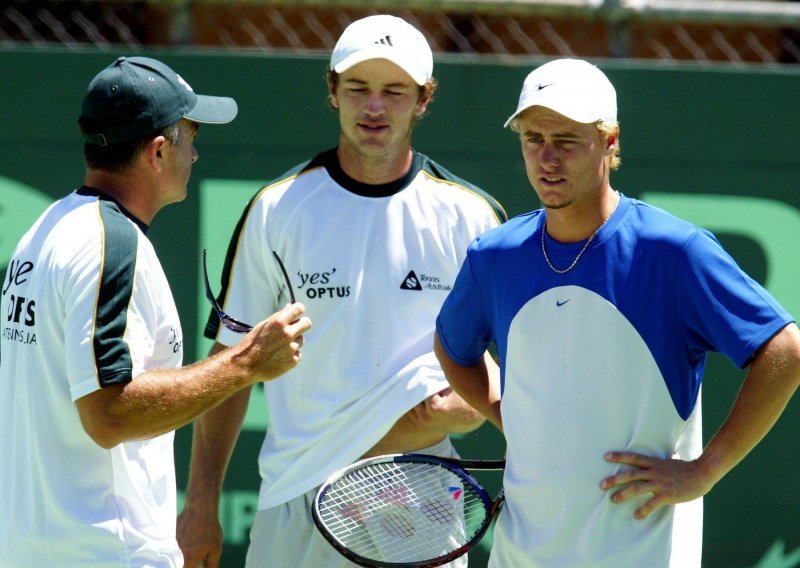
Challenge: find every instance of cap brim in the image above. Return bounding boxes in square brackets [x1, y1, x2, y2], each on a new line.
[185, 94, 238, 125]
[503, 113, 518, 129]
[333, 49, 428, 86]
[503, 96, 603, 128]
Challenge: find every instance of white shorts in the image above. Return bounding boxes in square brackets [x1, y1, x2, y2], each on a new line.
[245, 437, 467, 568]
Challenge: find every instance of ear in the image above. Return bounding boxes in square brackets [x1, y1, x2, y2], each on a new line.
[415, 91, 432, 117]
[145, 136, 167, 172]
[605, 126, 620, 152]
[326, 76, 339, 109]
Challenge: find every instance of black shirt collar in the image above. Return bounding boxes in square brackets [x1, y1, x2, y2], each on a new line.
[312, 147, 423, 198]
[76, 186, 149, 234]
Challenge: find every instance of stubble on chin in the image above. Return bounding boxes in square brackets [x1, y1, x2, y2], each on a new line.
[542, 200, 571, 211]
[535, 189, 572, 211]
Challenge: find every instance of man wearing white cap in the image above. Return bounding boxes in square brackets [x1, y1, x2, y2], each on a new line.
[178, 15, 506, 568]
[434, 58, 800, 567]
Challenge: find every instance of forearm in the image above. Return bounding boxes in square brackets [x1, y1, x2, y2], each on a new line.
[363, 409, 448, 457]
[78, 344, 257, 446]
[434, 334, 502, 431]
[364, 353, 500, 457]
[696, 323, 800, 486]
[431, 388, 486, 433]
[77, 304, 309, 448]
[602, 324, 800, 519]
[176, 343, 253, 566]
[183, 385, 251, 505]
[425, 351, 501, 433]
[449, 369, 502, 432]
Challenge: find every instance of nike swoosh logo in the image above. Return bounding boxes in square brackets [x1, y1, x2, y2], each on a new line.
[556, 299, 571, 307]
[537, 83, 553, 91]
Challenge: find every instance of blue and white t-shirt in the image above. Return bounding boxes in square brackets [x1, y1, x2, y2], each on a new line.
[436, 194, 793, 568]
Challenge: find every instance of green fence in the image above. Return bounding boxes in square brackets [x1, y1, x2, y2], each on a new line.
[1, 47, 798, 567]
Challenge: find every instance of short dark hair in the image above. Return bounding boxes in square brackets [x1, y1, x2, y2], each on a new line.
[81, 121, 183, 172]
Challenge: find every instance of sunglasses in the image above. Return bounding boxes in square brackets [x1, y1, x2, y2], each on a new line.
[201, 248, 296, 334]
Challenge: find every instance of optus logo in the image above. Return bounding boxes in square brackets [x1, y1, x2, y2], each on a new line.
[297, 267, 351, 299]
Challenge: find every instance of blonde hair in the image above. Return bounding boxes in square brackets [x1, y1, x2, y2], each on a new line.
[509, 115, 621, 171]
[597, 120, 621, 171]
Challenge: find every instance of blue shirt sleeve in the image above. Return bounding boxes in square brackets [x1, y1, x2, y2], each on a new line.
[436, 252, 493, 366]
[677, 228, 794, 369]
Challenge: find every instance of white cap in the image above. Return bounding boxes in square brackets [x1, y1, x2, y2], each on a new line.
[504, 59, 617, 128]
[330, 15, 433, 86]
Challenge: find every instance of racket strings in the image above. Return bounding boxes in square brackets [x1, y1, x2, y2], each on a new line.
[317, 461, 488, 563]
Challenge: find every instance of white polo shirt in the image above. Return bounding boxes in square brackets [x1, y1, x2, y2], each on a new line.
[0, 187, 184, 567]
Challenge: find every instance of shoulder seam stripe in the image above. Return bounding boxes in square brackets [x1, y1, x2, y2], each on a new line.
[92, 199, 136, 387]
[420, 170, 508, 225]
[203, 165, 325, 340]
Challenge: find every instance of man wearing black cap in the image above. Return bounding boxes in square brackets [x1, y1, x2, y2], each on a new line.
[0, 56, 311, 567]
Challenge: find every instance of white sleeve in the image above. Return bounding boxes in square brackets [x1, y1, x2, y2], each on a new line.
[216, 197, 284, 347]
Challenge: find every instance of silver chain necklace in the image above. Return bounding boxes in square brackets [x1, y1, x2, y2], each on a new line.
[541, 197, 619, 274]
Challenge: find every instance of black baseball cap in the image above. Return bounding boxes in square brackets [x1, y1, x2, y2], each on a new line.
[79, 56, 238, 146]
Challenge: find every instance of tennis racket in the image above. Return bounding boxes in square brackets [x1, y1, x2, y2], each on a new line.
[312, 453, 505, 567]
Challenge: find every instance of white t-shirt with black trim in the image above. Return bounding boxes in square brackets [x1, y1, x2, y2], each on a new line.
[207, 149, 506, 510]
[0, 187, 184, 567]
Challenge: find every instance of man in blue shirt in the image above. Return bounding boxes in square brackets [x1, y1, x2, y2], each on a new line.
[434, 58, 800, 568]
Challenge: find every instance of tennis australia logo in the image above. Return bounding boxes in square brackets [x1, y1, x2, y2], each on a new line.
[400, 270, 453, 292]
[400, 271, 422, 291]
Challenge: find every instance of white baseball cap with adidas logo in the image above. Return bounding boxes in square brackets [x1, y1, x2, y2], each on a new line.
[330, 15, 434, 86]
